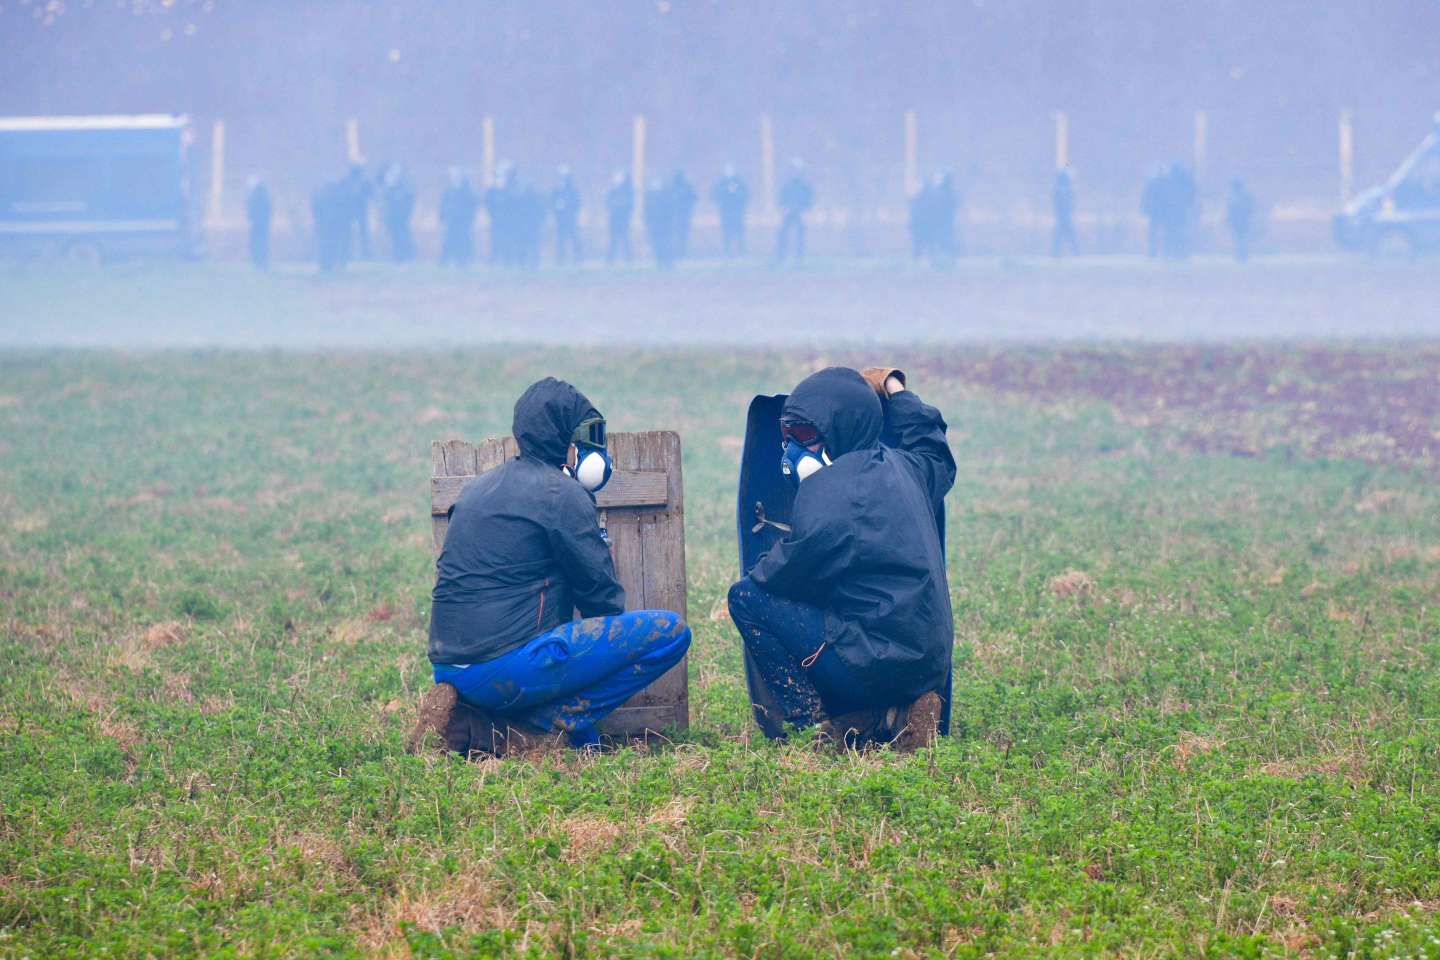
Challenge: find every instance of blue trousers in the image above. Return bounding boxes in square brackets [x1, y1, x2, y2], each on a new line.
[727, 576, 866, 732]
[433, 610, 690, 747]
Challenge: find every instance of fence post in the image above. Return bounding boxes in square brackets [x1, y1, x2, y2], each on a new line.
[482, 116, 495, 187]
[632, 114, 647, 222]
[345, 117, 362, 164]
[760, 113, 775, 222]
[1193, 109, 1208, 179]
[1338, 108, 1354, 204]
[207, 118, 225, 228]
[904, 109, 919, 196]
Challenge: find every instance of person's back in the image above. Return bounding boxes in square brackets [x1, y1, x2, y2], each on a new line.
[712, 169, 749, 256]
[729, 366, 955, 750]
[747, 368, 954, 705]
[776, 162, 813, 262]
[439, 173, 479, 265]
[551, 172, 582, 264]
[430, 457, 620, 665]
[779, 175, 813, 215]
[605, 173, 634, 262]
[245, 178, 272, 269]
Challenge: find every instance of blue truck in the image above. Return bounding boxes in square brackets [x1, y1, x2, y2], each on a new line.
[0, 114, 201, 261]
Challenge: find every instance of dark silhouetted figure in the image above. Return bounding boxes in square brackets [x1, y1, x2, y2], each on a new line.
[911, 172, 959, 263]
[245, 175, 271, 270]
[605, 170, 634, 263]
[1140, 168, 1166, 257]
[1051, 167, 1078, 257]
[552, 166, 582, 265]
[439, 167, 480, 266]
[644, 178, 676, 269]
[908, 179, 931, 260]
[931, 172, 959, 260]
[381, 164, 416, 263]
[516, 184, 545, 269]
[670, 170, 697, 260]
[341, 162, 373, 260]
[312, 179, 349, 273]
[776, 158, 813, 264]
[485, 162, 514, 265]
[1226, 178, 1256, 263]
[1163, 163, 1198, 259]
[711, 164, 749, 257]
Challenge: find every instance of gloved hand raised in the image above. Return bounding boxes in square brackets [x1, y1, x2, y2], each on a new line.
[861, 366, 907, 398]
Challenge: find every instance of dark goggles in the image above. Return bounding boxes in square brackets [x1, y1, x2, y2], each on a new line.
[572, 416, 606, 450]
[780, 420, 821, 446]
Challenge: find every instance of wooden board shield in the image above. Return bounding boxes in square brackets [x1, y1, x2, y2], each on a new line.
[736, 393, 953, 736]
[431, 431, 688, 737]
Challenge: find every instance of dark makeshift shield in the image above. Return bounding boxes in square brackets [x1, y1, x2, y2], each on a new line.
[735, 393, 953, 739]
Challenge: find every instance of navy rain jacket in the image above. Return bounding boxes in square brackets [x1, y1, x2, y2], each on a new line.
[750, 367, 956, 705]
[428, 378, 624, 665]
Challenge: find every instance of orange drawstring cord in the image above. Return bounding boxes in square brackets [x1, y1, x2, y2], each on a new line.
[800, 641, 826, 669]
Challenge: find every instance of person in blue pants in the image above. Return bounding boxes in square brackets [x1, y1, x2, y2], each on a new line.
[409, 377, 691, 756]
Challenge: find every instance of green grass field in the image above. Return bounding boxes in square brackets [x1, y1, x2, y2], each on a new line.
[3, 340, 1440, 958]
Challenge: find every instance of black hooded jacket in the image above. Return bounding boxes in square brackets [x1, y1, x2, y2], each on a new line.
[428, 378, 625, 665]
[750, 367, 956, 705]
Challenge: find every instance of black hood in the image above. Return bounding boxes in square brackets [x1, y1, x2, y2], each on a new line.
[782, 367, 882, 457]
[512, 377, 600, 465]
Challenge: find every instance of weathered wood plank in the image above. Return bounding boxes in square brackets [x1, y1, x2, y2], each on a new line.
[634, 432, 688, 728]
[431, 441, 450, 558]
[430, 470, 668, 516]
[638, 513, 689, 720]
[607, 508, 645, 612]
[478, 438, 510, 473]
[597, 703, 689, 736]
[441, 439, 478, 477]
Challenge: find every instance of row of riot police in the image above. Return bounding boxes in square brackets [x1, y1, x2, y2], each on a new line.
[1048, 164, 1258, 262]
[244, 159, 818, 271]
[300, 162, 418, 272]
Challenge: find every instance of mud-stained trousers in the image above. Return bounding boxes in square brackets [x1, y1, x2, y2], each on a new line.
[432, 610, 690, 747]
[727, 576, 866, 735]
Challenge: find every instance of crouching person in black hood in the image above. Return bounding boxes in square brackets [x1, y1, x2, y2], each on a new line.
[728, 366, 956, 752]
[409, 378, 692, 757]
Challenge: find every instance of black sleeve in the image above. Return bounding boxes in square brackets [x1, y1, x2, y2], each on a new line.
[886, 389, 957, 506]
[749, 478, 855, 601]
[548, 489, 626, 618]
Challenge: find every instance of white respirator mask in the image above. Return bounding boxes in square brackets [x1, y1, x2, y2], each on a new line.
[562, 415, 613, 493]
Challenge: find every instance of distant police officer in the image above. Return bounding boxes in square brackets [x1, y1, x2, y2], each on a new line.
[776, 158, 814, 264]
[439, 167, 480, 267]
[485, 162, 515, 265]
[516, 182, 545, 269]
[670, 170, 698, 261]
[311, 179, 349, 273]
[1141, 168, 1166, 258]
[245, 175, 272, 270]
[552, 165, 583, 265]
[1226, 178, 1256, 263]
[341, 161, 373, 260]
[711, 164, 749, 257]
[605, 169, 634, 264]
[381, 164, 416, 262]
[644, 177, 676, 269]
[1051, 166, 1078, 257]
